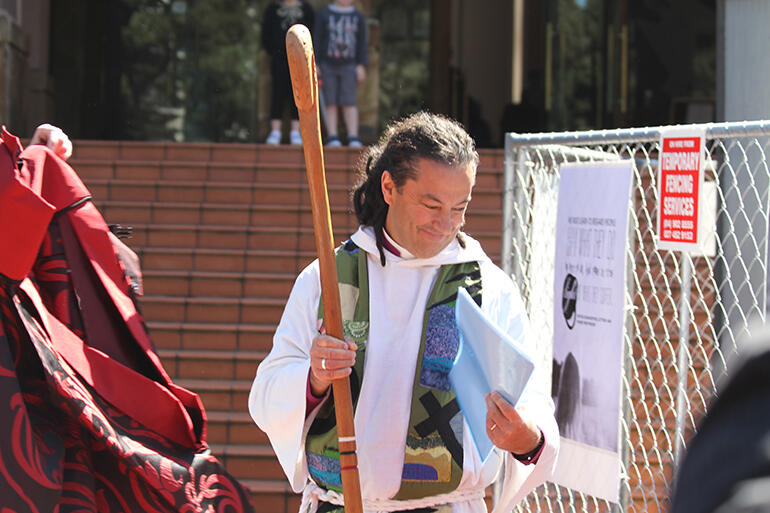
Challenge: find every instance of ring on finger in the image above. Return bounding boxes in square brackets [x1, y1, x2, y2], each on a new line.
[490, 423, 497, 432]
[321, 358, 327, 370]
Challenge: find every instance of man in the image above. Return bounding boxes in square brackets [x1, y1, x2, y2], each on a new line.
[670, 321, 770, 513]
[249, 112, 558, 513]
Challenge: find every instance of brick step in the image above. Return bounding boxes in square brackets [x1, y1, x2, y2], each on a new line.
[158, 348, 265, 382]
[142, 269, 295, 298]
[71, 141, 357, 167]
[175, 377, 252, 413]
[94, 199, 360, 229]
[209, 443, 285, 482]
[148, 321, 276, 352]
[86, 179, 345, 206]
[135, 247, 316, 274]
[206, 410, 269, 446]
[238, 479, 301, 513]
[139, 295, 285, 324]
[96, 200, 502, 234]
[71, 140, 504, 168]
[72, 159, 504, 188]
[73, 159, 356, 184]
[127, 224, 356, 252]
[126, 223, 502, 257]
[83, 178, 504, 210]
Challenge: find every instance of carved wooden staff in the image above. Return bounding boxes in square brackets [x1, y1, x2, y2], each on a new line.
[286, 24, 364, 513]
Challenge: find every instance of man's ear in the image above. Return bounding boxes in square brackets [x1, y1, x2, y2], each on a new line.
[381, 170, 396, 205]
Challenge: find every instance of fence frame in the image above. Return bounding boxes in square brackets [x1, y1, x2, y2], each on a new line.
[501, 120, 770, 512]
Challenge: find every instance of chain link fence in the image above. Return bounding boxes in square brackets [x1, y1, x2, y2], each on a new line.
[501, 121, 770, 513]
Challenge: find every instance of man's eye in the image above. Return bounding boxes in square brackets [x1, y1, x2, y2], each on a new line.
[423, 204, 440, 210]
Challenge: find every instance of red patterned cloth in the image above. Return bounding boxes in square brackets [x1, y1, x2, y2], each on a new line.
[0, 127, 253, 512]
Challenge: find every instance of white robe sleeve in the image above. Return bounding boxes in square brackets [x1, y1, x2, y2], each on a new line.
[248, 260, 323, 493]
[480, 261, 559, 513]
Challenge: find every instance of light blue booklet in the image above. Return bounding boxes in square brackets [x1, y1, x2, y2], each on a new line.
[449, 287, 535, 461]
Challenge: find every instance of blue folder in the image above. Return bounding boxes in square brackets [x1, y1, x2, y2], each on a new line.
[449, 287, 535, 461]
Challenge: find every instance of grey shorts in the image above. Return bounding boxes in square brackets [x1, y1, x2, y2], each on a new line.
[319, 62, 358, 106]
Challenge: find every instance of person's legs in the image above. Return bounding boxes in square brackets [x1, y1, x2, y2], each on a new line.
[319, 63, 342, 146]
[288, 82, 302, 145]
[289, 119, 302, 145]
[338, 64, 361, 146]
[325, 106, 341, 146]
[266, 59, 291, 144]
[343, 106, 360, 146]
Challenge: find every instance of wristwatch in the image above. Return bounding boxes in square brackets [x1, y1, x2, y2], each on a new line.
[512, 429, 544, 463]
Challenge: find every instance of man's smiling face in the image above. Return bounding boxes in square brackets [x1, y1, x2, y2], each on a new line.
[382, 158, 475, 258]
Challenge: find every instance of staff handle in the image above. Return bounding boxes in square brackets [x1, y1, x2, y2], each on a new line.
[286, 24, 364, 513]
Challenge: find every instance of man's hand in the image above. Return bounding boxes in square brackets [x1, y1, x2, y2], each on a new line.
[485, 392, 542, 455]
[309, 334, 357, 397]
[108, 231, 144, 297]
[356, 64, 366, 83]
[30, 123, 73, 161]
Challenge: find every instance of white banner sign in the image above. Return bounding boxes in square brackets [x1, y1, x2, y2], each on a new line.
[550, 161, 633, 503]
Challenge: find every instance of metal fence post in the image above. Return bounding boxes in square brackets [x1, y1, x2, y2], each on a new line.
[502, 133, 516, 276]
[673, 253, 693, 468]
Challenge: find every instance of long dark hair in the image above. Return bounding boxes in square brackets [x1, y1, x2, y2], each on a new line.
[352, 112, 479, 265]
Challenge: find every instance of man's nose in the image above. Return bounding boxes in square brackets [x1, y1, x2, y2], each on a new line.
[433, 210, 453, 232]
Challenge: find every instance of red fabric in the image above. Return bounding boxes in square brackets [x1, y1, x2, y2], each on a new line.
[0, 127, 56, 281]
[0, 127, 252, 511]
[381, 228, 402, 257]
[66, 201, 173, 381]
[20, 278, 198, 448]
[14, 137, 191, 435]
[14, 133, 90, 211]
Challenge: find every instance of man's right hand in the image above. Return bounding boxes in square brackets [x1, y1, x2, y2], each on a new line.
[30, 123, 72, 161]
[309, 334, 357, 397]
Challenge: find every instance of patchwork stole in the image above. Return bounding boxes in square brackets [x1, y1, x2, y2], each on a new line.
[305, 240, 482, 500]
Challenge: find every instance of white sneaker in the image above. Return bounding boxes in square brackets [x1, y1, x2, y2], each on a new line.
[348, 137, 363, 148]
[327, 136, 342, 147]
[290, 130, 302, 146]
[265, 130, 281, 145]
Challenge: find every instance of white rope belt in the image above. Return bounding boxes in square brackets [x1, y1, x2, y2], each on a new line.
[300, 482, 485, 513]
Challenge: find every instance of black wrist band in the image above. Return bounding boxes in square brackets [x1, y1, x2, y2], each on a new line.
[513, 430, 544, 462]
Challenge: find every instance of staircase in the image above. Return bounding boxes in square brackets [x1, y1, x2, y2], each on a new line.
[70, 140, 506, 512]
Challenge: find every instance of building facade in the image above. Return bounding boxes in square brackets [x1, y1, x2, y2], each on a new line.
[2, 0, 757, 147]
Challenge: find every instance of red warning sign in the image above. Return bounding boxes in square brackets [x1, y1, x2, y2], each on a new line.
[657, 129, 705, 252]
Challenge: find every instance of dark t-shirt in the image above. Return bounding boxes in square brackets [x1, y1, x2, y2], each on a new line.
[313, 5, 368, 66]
[261, 1, 315, 58]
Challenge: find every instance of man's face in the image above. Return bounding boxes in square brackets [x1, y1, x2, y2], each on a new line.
[382, 158, 475, 259]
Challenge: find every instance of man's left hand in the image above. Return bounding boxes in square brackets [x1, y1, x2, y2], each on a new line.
[485, 392, 541, 455]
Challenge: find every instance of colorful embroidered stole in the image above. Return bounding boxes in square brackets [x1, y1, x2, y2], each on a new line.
[305, 240, 482, 501]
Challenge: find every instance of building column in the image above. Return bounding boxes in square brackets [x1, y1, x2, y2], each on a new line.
[20, 0, 53, 134]
[716, 0, 770, 360]
[0, 9, 27, 131]
[720, 0, 770, 121]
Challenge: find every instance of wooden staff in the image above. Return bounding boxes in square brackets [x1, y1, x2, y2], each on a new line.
[286, 24, 364, 513]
